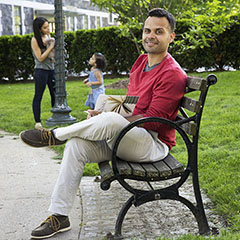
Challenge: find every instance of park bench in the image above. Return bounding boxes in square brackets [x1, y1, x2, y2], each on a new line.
[98, 74, 218, 239]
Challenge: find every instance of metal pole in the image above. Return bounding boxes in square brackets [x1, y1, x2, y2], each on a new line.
[46, 0, 76, 126]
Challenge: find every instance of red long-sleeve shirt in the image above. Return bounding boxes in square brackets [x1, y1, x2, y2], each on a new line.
[127, 53, 187, 149]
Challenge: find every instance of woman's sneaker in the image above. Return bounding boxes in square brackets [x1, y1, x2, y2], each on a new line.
[31, 215, 71, 239]
[19, 128, 67, 147]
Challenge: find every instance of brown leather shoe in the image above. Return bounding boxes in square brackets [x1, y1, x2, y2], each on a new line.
[19, 128, 66, 147]
[31, 215, 71, 239]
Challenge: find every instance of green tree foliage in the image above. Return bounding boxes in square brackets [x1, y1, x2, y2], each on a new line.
[91, 0, 240, 54]
[91, 0, 190, 53]
[176, 0, 240, 52]
[91, 0, 190, 25]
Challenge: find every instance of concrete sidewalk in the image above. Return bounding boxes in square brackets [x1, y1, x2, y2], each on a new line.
[0, 130, 81, 240]
[0, 130, 224, 240]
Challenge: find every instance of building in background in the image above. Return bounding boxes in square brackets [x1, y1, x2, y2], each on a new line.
[0, 0, 118, 36]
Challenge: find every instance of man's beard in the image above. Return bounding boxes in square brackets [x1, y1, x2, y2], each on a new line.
[143, 41, 165, 54]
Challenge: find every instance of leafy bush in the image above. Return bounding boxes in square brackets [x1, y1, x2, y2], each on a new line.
[0, 18, 239, 82]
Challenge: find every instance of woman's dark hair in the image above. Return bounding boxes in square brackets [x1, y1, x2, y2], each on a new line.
[147, 8, 176, 32]
[33, 17, 48, 50]
[94, 53, 107, 71]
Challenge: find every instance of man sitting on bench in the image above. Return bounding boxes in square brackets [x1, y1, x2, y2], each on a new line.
[20, 8, 187, 239]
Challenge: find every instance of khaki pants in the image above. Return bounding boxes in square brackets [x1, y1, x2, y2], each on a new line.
[49, 112, 168, 215]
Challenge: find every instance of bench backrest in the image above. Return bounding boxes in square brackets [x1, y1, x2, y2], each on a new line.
[177, 74, 217, 137]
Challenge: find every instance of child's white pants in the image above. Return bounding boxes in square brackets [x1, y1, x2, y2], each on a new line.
[48, 112, 168, 215]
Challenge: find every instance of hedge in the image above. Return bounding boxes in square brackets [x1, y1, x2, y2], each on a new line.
[0, 20, 239, 83]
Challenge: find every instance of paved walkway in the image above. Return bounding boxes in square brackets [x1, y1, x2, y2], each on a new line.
[0, 130, 224, 240]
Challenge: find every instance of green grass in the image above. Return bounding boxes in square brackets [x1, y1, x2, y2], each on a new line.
[0, 71, 240, 240]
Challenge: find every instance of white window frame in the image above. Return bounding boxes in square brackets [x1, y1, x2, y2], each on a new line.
[96, 16, 102, 28]
[12, 5, 25, 35]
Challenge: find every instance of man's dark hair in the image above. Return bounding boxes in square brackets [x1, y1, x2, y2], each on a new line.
[147, 8, 176, 32]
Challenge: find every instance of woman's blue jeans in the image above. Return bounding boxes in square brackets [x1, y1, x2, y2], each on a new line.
[32, 68, 55, 123]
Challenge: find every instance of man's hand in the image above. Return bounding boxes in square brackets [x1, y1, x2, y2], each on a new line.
[87, 110, 101, 119]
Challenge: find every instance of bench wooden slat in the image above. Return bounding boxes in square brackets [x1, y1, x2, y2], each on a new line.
[99, 155, 184, 185]
[163, 155, 184, 175]
[186, 76, 207, 91]
[177, 115, 197, 136]
[180, 122, 197, 136]
[99, 160, 114, 181]
[129, 162, 146, 177]
[153, 160, 172, 178]
[124, 96, 139, 104]
[141, 163, 159, 178]
[116, 159, 132, 175]
[181, 96, 201, 113]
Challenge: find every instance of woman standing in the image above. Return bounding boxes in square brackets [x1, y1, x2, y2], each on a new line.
[31, 17, 55, 129]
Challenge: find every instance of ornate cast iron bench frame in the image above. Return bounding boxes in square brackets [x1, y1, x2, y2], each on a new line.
[98, 74, 218, 239]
